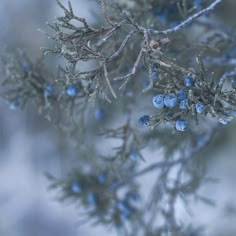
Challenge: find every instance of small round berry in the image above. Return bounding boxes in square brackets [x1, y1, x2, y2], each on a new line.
[151, 71, 159, 81]
[177, 89, 187, 101]
[87, 192, 97, 208]
[143, 80, 149, 89]
[125, 192, 140, 204]
[152, 63, 158, 70]
[225, 110, 236, 118]
[66, 85, 78, 97]
[164, 93, 177, 108]
[184, 75, 194, 87]
[98, 174, 107, 183]
[139, 115, 150, 127]
[71, 181, 81, 193]
[117, 201, 132, 218]
[175, 119, 188, 131]
[129, 149, 139, 161]
[231, 79, 236, 89]
[219, 118, 230, 125]
[21, 61, 31, 71]
[95, 108, 105, 120]
[44, 84, 55, 97]
[153, 94, 165, 109]
[195, 102, 205, 113]
[9, 100, 20, 110]
[179, 99, 187, 110]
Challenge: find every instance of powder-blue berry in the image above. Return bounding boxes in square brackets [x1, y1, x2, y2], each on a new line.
[177, 89, 187, 101]
[184, 75, 194, 87]
[179, 99, 187, 110]
[21, 61, 31, 71]
[98, 173, 107, 183]
[175, 119, 188, 131]
[129, 149, 139, 161]
[95, 108, 105, 120]
[164, 93, 177, 108]
[152, 94, 164, 109]
[225, 110, 236, 118]
[219, 118, 230, 125]
[44, 84, 55, 97]
[71, 181, 81, 193]
[66, 85, 78, 97]
[9, 100, 20, 110]
[195, 102, 205, 113]
[139, 115, 150, 127]
[151, 71, 159, 81]
[117, 201, 132, 219]
[87, 192, 97, 208]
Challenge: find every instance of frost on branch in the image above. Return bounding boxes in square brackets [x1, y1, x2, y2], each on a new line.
[0, 0, 236, 235]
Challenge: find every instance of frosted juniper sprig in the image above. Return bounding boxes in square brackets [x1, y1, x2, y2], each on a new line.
[1, 0, 235, 235]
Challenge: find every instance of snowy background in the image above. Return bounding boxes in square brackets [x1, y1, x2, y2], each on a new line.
[0, 1, 236, 235]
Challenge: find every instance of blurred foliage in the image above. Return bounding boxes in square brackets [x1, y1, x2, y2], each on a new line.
[1, 0, 236, 235]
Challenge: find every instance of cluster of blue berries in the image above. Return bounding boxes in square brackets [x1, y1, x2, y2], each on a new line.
[43, 83, 79, 98]
[139, 74, 211, 131]
[70, 174, 107, 210]
[69, 172, 140, 227]
[116, 191, 140, 223]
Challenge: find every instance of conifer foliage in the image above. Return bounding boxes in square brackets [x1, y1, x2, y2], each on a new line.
[1, 0, 236, 235]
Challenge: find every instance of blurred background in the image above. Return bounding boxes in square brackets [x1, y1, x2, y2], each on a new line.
[0, 0, 236, 236]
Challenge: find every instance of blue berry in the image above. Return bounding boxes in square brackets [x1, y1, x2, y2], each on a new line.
[44, 84, 55, 97]
[117, 201, 132, 218]
[143, 80, 150, 89]
[126, 193, 140, 203]
[232, 79, 236, 89]
[152, 94, 165, 109]
[219, 118, 230, 125]
[21, 61, 31, 71]
[175, 119, 188, 131]
[177, 89, 187, 101]
[9, 101, 20, 110]
[179, 99, 187, 110]
[71, 181, 81, 193]
[66, 85, 78, 97]
[195, 102, 205, 113]
[225, 110, 236, 117]
[164, 93, 177, 108]
[139, 115, 150, 127]
[98, 173, 107, 183]
[152, 63, 158, 70]
[151, 71, 159, 81]
[87, 192, 97, 207]
[95, 108, 105, 120]
[184, 75, 194, 87]
[129, 149, 139, 161]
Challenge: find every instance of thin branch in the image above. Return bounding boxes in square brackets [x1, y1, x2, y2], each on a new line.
[152, 0, 223, 35]
[103, 63, 117, 99]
